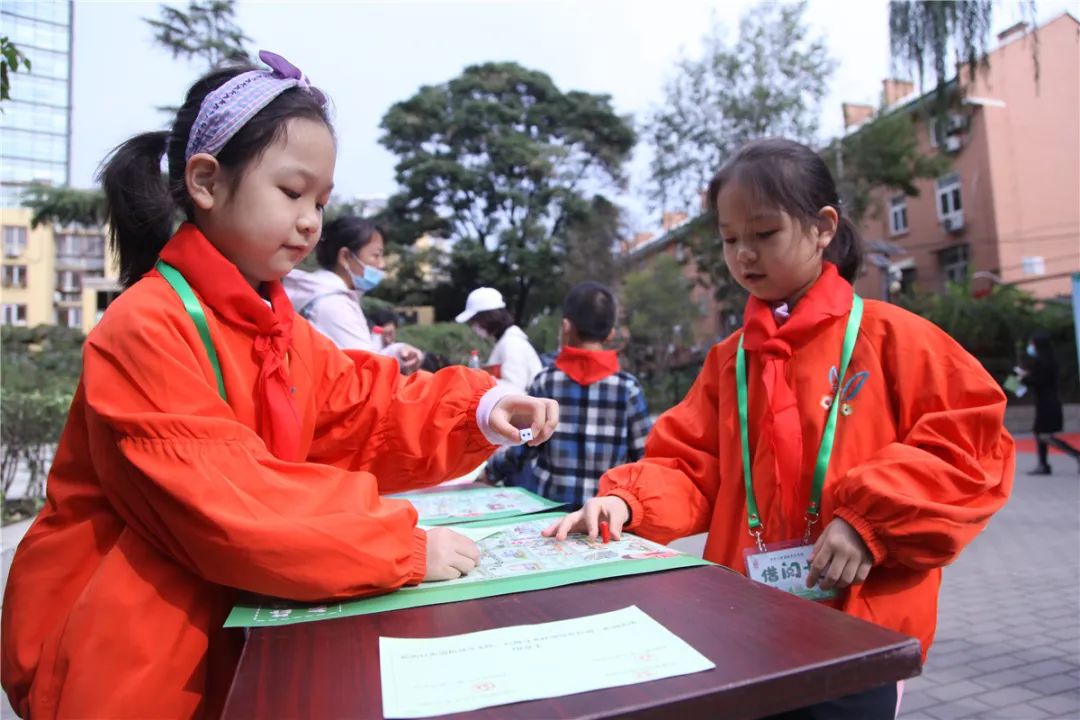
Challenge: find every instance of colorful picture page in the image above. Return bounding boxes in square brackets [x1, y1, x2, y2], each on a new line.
[388, 485, 563, 525]
[225, 513, 711, 627]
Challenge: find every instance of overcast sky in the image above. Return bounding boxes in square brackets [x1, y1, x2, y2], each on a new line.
[69, 0, 1075, 232]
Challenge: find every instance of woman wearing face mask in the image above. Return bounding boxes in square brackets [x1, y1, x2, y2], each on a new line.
[457, 287, 543, 393]
[1016, 332, 1080, 475]
[284, 216, 423, 372]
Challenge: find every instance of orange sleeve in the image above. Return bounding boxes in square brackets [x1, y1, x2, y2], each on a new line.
[83, 314, 430, 602]
[598, 346, 723, 545]
[306, 346, 497, 494]
[831, 319, 1015, 569]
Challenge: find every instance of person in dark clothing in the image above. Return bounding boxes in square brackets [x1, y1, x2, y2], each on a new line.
[1019, 332, 1080, 475]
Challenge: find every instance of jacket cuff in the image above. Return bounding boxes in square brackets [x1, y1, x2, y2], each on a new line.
[606, 489, 644, 531]
[476, 383, 522, 447]
[833, 506, 887, 566]
[406, 527, 428, 585]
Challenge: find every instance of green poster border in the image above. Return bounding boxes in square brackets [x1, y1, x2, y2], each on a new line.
[225, 513, 713, 628]
[388, 486, 564, 526]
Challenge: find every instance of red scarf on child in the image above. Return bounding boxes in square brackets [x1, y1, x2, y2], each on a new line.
[555, 345, 620, 386]
[740, 262, 853, 534]
[157, 223, 302, 461]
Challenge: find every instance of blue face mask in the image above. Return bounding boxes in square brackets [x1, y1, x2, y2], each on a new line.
[347, 256, 384, 292]
[1026, 343, 1037, 358]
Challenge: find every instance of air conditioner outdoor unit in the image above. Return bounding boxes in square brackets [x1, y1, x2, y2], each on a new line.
[942, 212, 966, 233]
[946, 113, 969, 133]
[944, 135, 963, 153]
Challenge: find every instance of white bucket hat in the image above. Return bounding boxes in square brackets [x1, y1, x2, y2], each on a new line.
[456, 287, 506, 323]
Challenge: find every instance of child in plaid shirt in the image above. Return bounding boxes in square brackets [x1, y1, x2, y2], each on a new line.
[488, 282, 652, 508]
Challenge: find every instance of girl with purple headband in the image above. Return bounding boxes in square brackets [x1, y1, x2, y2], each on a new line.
[1, 51, 559, 718]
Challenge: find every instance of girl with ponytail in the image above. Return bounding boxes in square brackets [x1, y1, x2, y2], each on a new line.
[2, 51, 557, 718]
[547, 138, 1014, 719]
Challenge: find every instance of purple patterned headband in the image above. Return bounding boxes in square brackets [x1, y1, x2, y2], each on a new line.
[184, 50, 327, 161]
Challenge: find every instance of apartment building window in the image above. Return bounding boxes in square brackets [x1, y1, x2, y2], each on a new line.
[936, 173, 963, 222]
[889, 196, 909, 236]
[56, 306, 82, 328]
[1021, 256, 1046, 276]
[2, 304, 28, 326]
[56, 233, 81, 257]
[57, 270, 80, 292]
[3, 226, 28, 258]
[2, 264, 28, 288]
[939, 244, 969, 285]
[928, 117, 947, 148]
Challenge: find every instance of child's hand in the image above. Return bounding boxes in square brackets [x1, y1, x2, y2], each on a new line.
[397, 345, 423, 374]
[806, 518, 873, 591]
[542, 496, 631, 542]
[423, 527, 481, 581]
[490, 396, 559, 446]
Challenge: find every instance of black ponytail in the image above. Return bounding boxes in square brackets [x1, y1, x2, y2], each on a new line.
[99, 131, 173, 287]
[707, 137, 863, 283]
[98, 63, 333, 287]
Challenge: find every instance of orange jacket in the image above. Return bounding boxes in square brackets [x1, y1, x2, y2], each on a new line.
[2, 233, 496, 718]
[602, 272, 1014, 662]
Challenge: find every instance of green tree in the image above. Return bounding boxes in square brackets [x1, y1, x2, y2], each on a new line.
[1, 326, 84, 523]
[822, 110, 951, 224]
[1, 36, 31, 105]
[145, 0, 252, 67]
[898, 280, 1077, 399]
[646, 2, 834, 214]
[620, 255, 702, 407]
[379, 62, 636, 324]
[561, 194, 622, 289]
[23, 184, 107, 228]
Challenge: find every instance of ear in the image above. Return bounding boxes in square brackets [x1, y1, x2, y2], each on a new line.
[604, 327, 616, 343]
[337, 246, 354, 268]
[814, 206, 839, 250]
[185, 153, 224, 211]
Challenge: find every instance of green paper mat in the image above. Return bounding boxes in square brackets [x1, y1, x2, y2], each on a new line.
[387, 485, 564, 525]
[225, 513, 712, 627]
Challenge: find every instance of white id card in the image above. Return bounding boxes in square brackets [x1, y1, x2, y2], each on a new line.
[743, 541, 836, 602]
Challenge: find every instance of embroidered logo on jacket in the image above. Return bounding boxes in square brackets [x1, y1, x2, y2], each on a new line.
[820, 366, 870, 416]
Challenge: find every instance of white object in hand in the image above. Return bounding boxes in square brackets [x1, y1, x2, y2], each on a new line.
[518, 428, 533, 443]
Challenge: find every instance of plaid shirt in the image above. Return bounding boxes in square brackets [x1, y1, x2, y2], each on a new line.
[489, 365, 652, 507]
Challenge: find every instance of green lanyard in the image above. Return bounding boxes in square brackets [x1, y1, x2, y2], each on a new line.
[736, 295, 863, 550]
[156, 259, 227, 402]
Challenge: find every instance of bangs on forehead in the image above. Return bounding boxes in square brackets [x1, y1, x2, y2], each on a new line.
[711, 156, 815, 223]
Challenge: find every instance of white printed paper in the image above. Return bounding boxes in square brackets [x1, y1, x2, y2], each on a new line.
[379, 605, 715, 718]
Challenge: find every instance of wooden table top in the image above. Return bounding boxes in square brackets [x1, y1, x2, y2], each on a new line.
[224, 565, 921, 719]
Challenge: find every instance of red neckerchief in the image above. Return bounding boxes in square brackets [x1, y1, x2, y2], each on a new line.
[157, 223, 302, 461]
[555, 345, 620, 386]
[740, 262, 853, 535]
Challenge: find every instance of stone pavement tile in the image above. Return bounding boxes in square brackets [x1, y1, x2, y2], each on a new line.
[1005, 622, 1059, 639]
[926, 679, 987, 702]
[928, 664, 985, 684]
[974, 666, 1040, 689]
[897, 690, 940, 715]
[931, 639, 974, 657]
[977, 701, 1053, 719]
[1036, 606, 1080, 621]
[1023, 673, 1080, 696]
[1023, 658, 1080, 677]
[1013, 646, 1069, 664]
[972, 653, 1031, 673]
[975, 685, 1044, 708]
[1030, 690, 1080, 715]
[923, 697, 992, 719]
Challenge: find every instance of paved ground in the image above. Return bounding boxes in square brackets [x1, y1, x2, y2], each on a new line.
[2, 446, 1077, 718]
